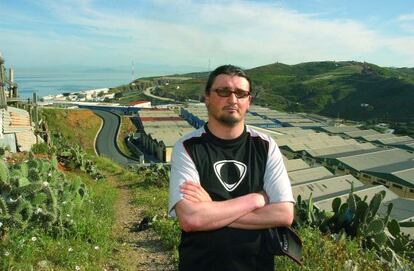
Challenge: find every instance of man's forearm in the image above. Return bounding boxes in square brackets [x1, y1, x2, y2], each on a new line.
[228, 202, 294, 230]
[176, 193, 265, 232]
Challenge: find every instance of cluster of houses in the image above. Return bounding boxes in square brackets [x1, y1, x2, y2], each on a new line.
[41, 88, 115, 103]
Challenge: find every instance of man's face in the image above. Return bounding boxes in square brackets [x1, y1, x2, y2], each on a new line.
[205, 74, 251, 127]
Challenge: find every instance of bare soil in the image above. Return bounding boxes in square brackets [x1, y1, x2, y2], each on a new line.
[104, 177, 175, 271]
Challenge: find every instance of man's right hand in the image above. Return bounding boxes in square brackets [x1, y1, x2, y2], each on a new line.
[175, 183, 267, 232]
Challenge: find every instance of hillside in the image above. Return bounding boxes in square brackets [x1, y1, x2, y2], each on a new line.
[132, 61, 414, 122]
[3, 107, 413, 269]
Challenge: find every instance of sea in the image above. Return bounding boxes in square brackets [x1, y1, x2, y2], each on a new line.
[14, 68, 132, 99]
[12, 64, 206, 100]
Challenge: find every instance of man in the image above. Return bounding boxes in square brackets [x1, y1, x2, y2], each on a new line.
[168, 65, 294, 271]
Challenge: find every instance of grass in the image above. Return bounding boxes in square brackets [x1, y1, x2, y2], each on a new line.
[111, 83, 172, 106]
[275, 227, 392, 270]
[117, 116, 137, 158]
[41, 108, 102, 155]
[117, 91, 148, 104]
[110, 165, 180, 265]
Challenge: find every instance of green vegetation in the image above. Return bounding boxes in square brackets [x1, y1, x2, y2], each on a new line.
[117, 91, 148, 104]
[0, 150, 116, 270]
[117, 116, 137, 158]
[6, 106, 413, 270]
[94, 158, 179, 268]
[111, 84, 146, 104]
[6, 150, 405, 270]
[1, 172, 116, 270]
[131, 164, 180, 257]
[0, 153, 88, 238]
[41, 108, 102, 155]
[42, 108, 105, 180]
[248, 62, 414, 122]
[127, 61, 414, 123]
[123, 164, 179, 264]
[30, 143, 50, 154]
[109, 81, 173, 106]
[275, 226, 388, 270]
[0, 108, 119, 270]
[121, 163, 413, 270]
[295, 187, 414, 269]
[153, 80, 204, 102]
[53, 133, 104, 181]
[391, 122, 414, 137]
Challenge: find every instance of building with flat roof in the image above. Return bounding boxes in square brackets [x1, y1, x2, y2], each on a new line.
[180, 104, 279, 129]
[136, 109, 194, 162]
[288, 166, 334, 185]
[320, 126, 414, 153]
[292, 174, 365, 203]
[248, 106, 327, 128]
[284, 158, 311, 172]
[256, 125, 414, 199]
[321, 148, 414, 198]
[285, 156, 414, 236]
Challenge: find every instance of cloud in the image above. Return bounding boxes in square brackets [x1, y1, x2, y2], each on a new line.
[398, 13, 414, 21]
[396, 12, 414, 33]
[1, 0, 414, 68]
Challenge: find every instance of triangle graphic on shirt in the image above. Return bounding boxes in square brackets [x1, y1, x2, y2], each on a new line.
[213, 160, 247, 192]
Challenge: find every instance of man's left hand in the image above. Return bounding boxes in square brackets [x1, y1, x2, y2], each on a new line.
[180, 181, 212, 203]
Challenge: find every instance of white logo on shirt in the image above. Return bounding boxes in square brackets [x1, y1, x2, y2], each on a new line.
[213, 160, 247, 192]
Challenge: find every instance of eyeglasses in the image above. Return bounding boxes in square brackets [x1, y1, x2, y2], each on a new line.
[212, 88, 251, 99]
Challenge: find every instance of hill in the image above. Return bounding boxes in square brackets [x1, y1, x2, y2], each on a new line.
[133, 61, 414, 122]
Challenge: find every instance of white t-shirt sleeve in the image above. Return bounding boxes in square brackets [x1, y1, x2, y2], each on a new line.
[168, 139, 200, 218]
[263, 137, 295, 204]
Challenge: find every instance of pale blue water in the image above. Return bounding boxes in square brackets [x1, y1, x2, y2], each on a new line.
[14, 63, 205, 99]
[14, 69, 132, 99]
[12, 64, 206, 99]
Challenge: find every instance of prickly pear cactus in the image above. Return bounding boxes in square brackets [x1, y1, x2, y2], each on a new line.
[0, 154, 89, 238]
[0, 160, 9, 183]
[294, 183, 414, 269]
[52, 133, 104, 181]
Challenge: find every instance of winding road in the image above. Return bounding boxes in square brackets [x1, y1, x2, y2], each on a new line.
[93, 109, 139, 167]
[143, 87, 175, 102]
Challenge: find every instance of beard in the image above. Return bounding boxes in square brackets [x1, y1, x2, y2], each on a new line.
[217, 114, 241, 126]
[207, 103, 243, 127]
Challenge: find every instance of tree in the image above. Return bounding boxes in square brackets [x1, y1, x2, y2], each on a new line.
[114, 92, 123, 99]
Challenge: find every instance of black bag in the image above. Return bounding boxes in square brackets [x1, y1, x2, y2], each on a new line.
[265, 227, 303, 265]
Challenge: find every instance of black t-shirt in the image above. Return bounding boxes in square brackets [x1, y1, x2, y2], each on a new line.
[183, 125, 268, 200]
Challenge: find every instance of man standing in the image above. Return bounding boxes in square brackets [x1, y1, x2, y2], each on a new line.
[168, 65, 294, 271]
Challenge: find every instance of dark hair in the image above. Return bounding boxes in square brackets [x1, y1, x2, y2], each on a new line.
[205, 65, 252, 94]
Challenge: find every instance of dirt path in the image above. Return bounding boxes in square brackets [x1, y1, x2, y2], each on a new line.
[104, 177, 175, 271]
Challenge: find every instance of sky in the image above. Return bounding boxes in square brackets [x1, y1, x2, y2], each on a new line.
[1, 0, 414, 72]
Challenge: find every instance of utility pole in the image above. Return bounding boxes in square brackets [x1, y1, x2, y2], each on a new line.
[9, 66, 18, 98]
[33, 92, 39, 132]
[131, 59, 135, 82]
[0, 52, 7, 109]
